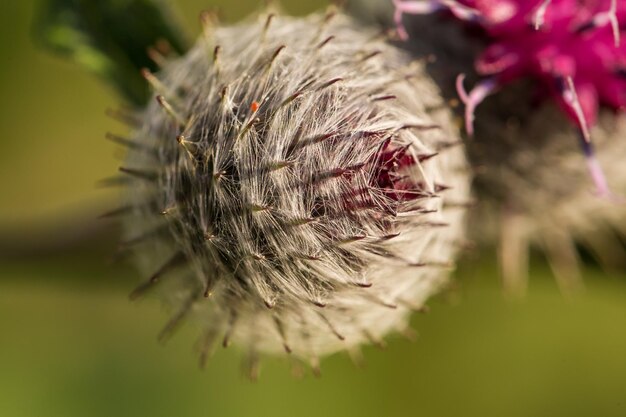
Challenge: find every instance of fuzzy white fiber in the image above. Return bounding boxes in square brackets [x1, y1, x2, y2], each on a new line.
[121, 11, 470, 369]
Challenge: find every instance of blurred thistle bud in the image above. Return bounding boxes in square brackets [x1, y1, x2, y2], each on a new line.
[105, 11, 471, 376]
[351, 0, 626, 293]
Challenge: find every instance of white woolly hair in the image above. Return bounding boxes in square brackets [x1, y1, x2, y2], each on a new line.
[119, 11, 469, 373]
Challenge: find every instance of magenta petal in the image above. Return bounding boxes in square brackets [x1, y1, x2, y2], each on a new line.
[456, 74, 498, 136]
[476, 43, 520, 75]
[396, 0, 626, 192]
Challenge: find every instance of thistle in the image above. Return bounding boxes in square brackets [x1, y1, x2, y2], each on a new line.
[393, 0, 625, 196]
[381, 0, 626, 292]
[105, 11, 470, 375]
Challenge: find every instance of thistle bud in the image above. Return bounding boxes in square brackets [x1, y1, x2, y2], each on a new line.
[360, 0, 626, 293]
[114, 11, 470, 373]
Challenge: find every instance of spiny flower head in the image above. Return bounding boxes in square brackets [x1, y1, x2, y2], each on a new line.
[394, 0, 625, 196]
[110, 11, 470, 376]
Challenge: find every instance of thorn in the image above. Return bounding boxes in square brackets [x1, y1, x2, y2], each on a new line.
[141, 68, 170, 97]
[313, 163, 365, 184]
[222, 310, 237, 348]
[310, 357, 321, 378]
[287, 132, 335, 155]
[363, 330, 386, 350]
[408, 260, 454, 269]
[156, 95, 186, 127]
[291, 360, 306, 379]
[262, 13, 275, 40]
[436, 140, 464, 151]
[105, 132, 153, 154]
[247, 203, 272, 213]
[363, 294, 397, 309]
[105, 108, 141, 127]
[200, 9, 219, 37]
[203, 279, 213, 298]
[269, 160, 293, 171]
[397, 298, 430, 313]
[434, 183, 451, 192]
[176, 134, 200, 161]
[198, 327, 219, 369]
[316, 35, 335, 49]
[377, 232, 400, 241]
[96, 175, 132, 188]
[443, 200, 476, 211]
[399, 326, 418, 342]
[160, 205, 178, 216]
[118, 167, 157, 182]
[219, 85, 229, 103]
[360, 50, 382, 62]
[337, 234, 367, 245]
[98, 205, 132, 219]
[157, 293, 197, 343]
[155, 38, 173, 56]
[129, 252, 186, 300]
[213, 170, 226, 182]
[273, 316, 292, 354]
[244, 352, 260, 382]
[213, 45, 221, 66]
[280, 90, 304, 107]
[371, 94, 397, 102]
[147, 46, 167, 68]
[317, 312, 345, 341]
[317, 77, 343, 91]
[294, 252, 321, 261]
[250, 252, 266, 261]
[397, 122, 441, 132]
[269, 45, 286, 66]
[348, 347, 366, 369]
[319, 5, 337, 28]
[118, 224, 169, 248]
[287, 217, 317, 227]
[417, 152, 438, 162]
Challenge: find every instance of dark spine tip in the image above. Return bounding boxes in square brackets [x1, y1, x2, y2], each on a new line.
[140, 67, 151, 79]
[417, 152, 438, 162]
[320, 77, 343, 90]
[379, 232, 401, 241]
[264, 13, 275, 30]
[271, 45, 286, 62]
[372, 94, 397, 102]
[317, 35, 335, 49]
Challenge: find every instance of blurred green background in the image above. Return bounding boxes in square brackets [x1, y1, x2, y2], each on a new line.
[1, 1, 625, 416]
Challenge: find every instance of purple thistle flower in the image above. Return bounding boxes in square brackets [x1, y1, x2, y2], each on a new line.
[394, 0, 625, 196]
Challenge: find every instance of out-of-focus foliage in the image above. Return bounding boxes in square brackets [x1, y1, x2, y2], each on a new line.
[33, 0, 189, 105]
